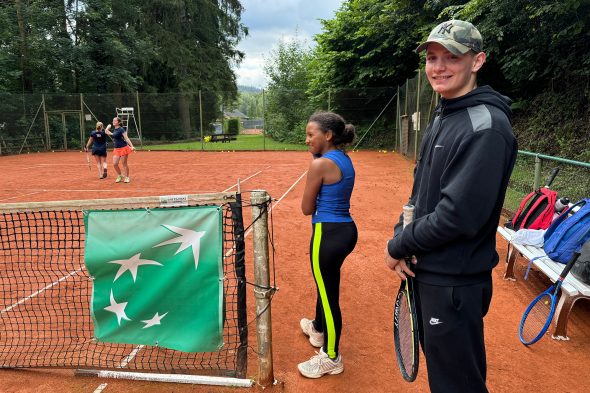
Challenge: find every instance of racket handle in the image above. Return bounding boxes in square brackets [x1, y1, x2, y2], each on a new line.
[559, 251, 581, 280]
[402, 204, 415, 229]
[545, 167, 560, 188]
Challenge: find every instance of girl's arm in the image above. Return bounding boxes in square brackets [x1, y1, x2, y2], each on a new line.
[123, 132, 135, 150]
[301, 159, 326, 215]
[85, 136, 93, 151]
[104, 124, 113, 136]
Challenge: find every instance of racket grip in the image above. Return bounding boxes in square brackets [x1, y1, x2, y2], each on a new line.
[402, 204, 415, 229]
[545, 167, 560, 188]
[560, 251, 581, 280]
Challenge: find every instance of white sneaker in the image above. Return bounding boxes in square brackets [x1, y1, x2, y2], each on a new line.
[297, 348, 343, 379]
[300, 318, 324, 347]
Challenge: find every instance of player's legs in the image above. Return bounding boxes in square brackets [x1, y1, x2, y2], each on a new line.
[93, 154, 102, 178]
[112, 155, 122, 176]
[308, 221, 357, 359]
[101, 154, 107, 177]
[415, 279, 492, 393]
[120, 154, 129, 178]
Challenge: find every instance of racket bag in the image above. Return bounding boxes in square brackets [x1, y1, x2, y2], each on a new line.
[543, 198, 590, 264]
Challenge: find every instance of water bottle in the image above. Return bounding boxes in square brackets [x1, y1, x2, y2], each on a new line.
[553, 197, 570, 220]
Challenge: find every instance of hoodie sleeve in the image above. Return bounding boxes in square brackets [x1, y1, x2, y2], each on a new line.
[388, 127, 513, 259]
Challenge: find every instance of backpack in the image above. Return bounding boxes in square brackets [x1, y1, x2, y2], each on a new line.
[505, 187, 557, 231]
[543, 198, 590, 264]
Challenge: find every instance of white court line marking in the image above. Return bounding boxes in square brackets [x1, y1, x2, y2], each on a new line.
[222, 166, 270, 192]
[0, 191, 42, 202]
[117, 345, 145, 368]
[93, 383, 108, 393]
[1, 268, 84, 314]
[243, 170, 308, 238]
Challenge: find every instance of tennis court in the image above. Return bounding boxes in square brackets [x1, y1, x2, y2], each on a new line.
[0, 150, 589, 393]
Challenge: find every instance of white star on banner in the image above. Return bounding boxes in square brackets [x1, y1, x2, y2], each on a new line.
[109, 253, 163, 282]
[104, 290, 131, 325]
[141, 312, 169, 329]
[153, 225, 206, 270]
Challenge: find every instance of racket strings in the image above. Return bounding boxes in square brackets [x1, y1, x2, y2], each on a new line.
[521, 294, 552, 342]
[395, 292, 416, 374]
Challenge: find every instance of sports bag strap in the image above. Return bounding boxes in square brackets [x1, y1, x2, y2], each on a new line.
[524, 256, 543, 280]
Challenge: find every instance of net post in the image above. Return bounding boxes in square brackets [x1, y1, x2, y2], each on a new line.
[249, 190, 274, 387]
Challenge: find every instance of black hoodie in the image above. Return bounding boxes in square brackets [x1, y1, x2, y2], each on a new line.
[388, 85, 518, 286]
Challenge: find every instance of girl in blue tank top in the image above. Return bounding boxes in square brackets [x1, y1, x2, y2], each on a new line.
[297, 112, 358, 379]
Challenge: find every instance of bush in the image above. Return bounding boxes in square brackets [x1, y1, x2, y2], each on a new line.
[226, 118, 240, 135]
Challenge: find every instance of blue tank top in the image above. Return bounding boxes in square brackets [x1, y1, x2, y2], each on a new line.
[312, 149, 355, 224]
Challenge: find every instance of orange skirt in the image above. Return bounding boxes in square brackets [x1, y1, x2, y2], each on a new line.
[113, 145, 133, 157]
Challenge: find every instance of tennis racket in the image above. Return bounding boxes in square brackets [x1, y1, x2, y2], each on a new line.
[393, 204, 419, 382]
[518, 251, 581, 345]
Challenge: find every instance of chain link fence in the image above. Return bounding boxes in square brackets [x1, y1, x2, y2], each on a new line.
[0, 81, 437, 154]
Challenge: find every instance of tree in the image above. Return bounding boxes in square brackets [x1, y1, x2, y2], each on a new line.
[263, 34, 313, 143]
[454, 0, 590, 97]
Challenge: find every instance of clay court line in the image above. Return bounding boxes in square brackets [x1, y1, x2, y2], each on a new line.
[243, 170, 308, 237]
[93, 383, 108, 393]
[0, 191, 42, 202]
[222, 166, 270, 192]
[1, 268, 84, 314]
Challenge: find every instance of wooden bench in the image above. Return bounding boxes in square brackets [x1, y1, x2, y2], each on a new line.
[497, 225, 590, 340]
[210, 134, 237, 143]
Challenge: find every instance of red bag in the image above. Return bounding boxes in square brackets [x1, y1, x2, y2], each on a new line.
[506, 187, 557, 230]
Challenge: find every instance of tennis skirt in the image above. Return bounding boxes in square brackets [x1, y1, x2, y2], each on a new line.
[113, 145, 133, 157]
[91, 148, 107, 157]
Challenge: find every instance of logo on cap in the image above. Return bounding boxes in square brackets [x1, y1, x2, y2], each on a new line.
[438, 22, 453, 35]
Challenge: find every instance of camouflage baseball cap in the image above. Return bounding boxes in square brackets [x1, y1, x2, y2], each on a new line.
[416, 20, 483, 55]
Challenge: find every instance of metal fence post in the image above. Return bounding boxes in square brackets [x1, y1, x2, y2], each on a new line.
[199, 90, 203, 151]
[250, 190, 274, 387]
[534, 155, 542, 190]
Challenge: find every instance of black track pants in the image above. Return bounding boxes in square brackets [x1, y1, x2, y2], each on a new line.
[309, 221, 357, 359]
[414, 278, 493, 393]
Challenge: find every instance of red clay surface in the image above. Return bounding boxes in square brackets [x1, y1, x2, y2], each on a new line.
[0, 150, 589, 393]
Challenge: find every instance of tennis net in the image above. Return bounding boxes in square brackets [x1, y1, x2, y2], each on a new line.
[0, 192, 248, 378]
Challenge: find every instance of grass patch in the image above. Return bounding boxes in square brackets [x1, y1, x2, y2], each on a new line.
[142, 134, 308, 151]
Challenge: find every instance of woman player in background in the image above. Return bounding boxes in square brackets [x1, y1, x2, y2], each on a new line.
[297, 111, 357, 379]
[105, 117, 135, 183]
[84, 121, 108, 179]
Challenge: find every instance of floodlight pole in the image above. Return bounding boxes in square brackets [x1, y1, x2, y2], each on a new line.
[250, 190, 274, 387]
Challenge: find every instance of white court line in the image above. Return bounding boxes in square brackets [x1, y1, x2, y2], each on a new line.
[222, 166, 269, 192]
[243, 170, 308, 238]
[0, 191, 42, 202]
[1, 268, 84, 314]
[93, 383, 108, 393]
[117, 345, 145, 369]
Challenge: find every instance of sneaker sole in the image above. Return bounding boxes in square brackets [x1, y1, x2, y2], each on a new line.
[297, 364, 344, 379]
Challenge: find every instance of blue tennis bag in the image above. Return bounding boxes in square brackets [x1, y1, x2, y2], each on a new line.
[543, 198, 590, 264]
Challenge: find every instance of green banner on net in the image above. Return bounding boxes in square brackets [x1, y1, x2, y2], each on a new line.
[84, 206, 223, 352]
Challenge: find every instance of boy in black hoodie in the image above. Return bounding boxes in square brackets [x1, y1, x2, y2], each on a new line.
[385, 20, 517, 393]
